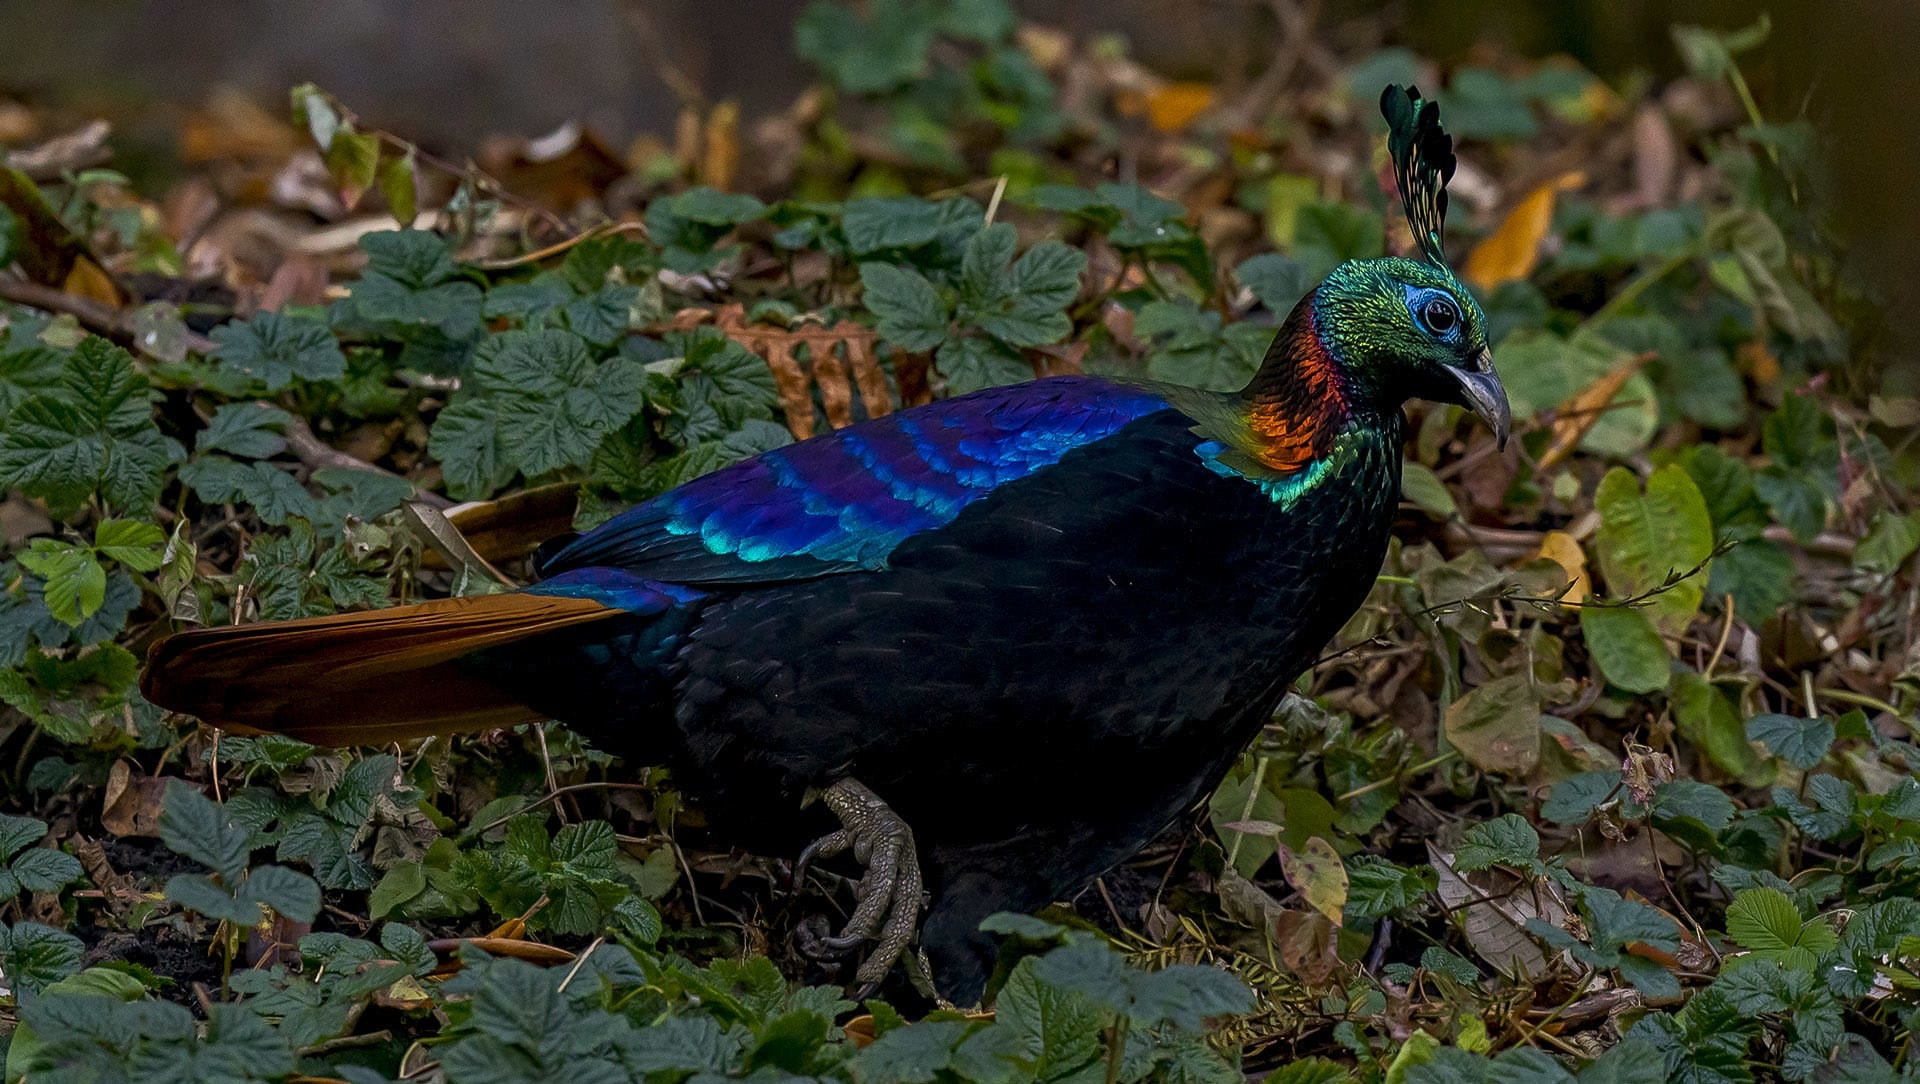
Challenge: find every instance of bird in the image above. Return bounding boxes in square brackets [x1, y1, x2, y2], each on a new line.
[141, 85, 1507, 1006]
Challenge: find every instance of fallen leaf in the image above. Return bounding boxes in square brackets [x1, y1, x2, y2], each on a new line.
[699, 101, 741, 191]
[1273, 909, 1342, 986]
[1428, 842, 1567, 982]
[1536, 350, 1652, 472]
[1464, 172, 1585, 291]
[1534, 530, 1592, 601]
[1278, 836, 1349, 927]
[101, 763, 169, 838]
[1144, 82, 1216, 133]
[62, 255, 123, 308]
[1443, 671, 1542, 775]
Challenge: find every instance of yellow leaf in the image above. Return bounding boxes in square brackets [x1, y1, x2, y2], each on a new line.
[1536, 348, 1651, 472]
[699, 100, 740, 191]
[1145, 82, 1215, 133]
[62, 256, 122, 307]
[1534, 530, 1591, 602]
[1464, 172, 1585, 291]
[1278, 835, 1348, 927]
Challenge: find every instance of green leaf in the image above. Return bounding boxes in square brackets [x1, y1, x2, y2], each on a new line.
[842, 197, 950, 254]
[210, 310, 348, 391]
[1725, 886, 1834, 971]
[1855, 509, 1920, 575]
[379, 147, 418, 225]
[1673, 672, 1767, 781]
[1138, 300, 1267, 392]
[427, 399, 514, 500]
[1672, 17, 1771, 80]
[1237, 252, 1312, 314]
[795, 0, 939, 94]
[1579, 605, 1670, 694]
[195, 402, 292, 459]
[165, 871, 264, 925]
[1344, 856, 1436, 921]
[341, 231, 484, 340]
[0, 814, 49, 863]
[1745, 713, 1834, 770]
[240, 864, 322, 922]
[936, 336, 1030, 395]
[1453, 814, 1541, 872]
[158, 779, 252, 883]
[93, 518, 165, 572]
[0, 921, 84, 992]
[1494, 329, 1658, 456]
[369, 860, 426, 920]
[1400, 462, 1457, 519]
[0, 337, 169, 516]
[861, 262, 950, 352]
[1591, 464, 1714, 633]
[323, 126, 381, 208]
[8, 847, 82, 893]
[17, 543, 106, 626]
[1651, 779, 1736, 831]
[1708, 536, 1794, 626]
[1542, 771, 1618, 824]
[1292, 203, 1384, 282]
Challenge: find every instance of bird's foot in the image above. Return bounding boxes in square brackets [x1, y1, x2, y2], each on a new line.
[793, 778, 925, 997]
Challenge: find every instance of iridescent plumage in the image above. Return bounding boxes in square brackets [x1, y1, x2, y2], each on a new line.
[142, 84, 1510, 1005]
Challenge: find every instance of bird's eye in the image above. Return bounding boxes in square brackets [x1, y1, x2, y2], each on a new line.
[1419, 297, 1459, 336]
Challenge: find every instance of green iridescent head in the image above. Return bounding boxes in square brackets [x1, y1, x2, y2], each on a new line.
[1308, 86, 1509, 447]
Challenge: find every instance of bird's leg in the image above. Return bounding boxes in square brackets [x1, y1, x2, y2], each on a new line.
[793, 778, 925, 995]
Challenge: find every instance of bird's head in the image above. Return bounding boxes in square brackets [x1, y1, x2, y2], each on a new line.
[1268, 85, 1509, 449]
[1314, 255, 1507, 449]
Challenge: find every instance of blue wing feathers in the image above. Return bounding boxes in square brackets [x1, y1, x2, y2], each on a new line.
[535, 376, 1172, 587]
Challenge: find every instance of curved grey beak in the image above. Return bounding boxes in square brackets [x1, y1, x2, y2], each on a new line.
[1450, 349, 1510, 450]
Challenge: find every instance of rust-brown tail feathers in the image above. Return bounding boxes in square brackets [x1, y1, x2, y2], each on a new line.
[140, 593, 622, 747]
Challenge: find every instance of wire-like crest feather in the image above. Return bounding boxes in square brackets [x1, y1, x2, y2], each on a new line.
[1380, 84, 1456, 266]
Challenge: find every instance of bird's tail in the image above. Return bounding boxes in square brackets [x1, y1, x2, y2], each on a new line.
[139, 591, 628, 747]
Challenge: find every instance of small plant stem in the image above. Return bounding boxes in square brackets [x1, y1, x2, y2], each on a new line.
[1224, 756, 1270, 873]
[1337, 751, 1458, 803]
[1704, 594, 1736, 676]
[1105, 1017, 1130, 1084]
[1584, 249, 1694, 329]
[1813, 687, 1916, 735]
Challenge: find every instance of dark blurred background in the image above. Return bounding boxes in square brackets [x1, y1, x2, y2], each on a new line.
[0, 0, 1913, 372]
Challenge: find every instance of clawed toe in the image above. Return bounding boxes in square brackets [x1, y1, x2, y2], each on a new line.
[793, 778, 926, 995]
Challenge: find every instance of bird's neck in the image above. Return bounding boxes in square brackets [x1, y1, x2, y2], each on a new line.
[1235, 301, 1366, 474]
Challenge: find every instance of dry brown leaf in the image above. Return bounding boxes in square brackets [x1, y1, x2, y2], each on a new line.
[1463, 172, 1585, 292]
[846, 336, 895, 420]
[1273, 909, 1342, 986]
[1428, 842, 1567, 982]
[101, 762, 169, 838]
[1535, 351, 1652, 472]
[761, 335, 817, 439]
[811, 342, 856, 429]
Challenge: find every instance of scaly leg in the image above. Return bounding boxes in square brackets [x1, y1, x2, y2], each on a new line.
[793, 778, 925, 995]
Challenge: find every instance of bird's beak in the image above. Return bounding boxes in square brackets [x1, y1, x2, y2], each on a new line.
[1449, 349, 1510, 450]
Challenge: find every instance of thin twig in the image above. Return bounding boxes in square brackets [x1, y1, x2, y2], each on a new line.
[0, 275, 219, 354]
[278, 411, 453, 510]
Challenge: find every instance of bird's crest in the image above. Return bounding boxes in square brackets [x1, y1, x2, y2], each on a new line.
[1380, 84, 1456, 266]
